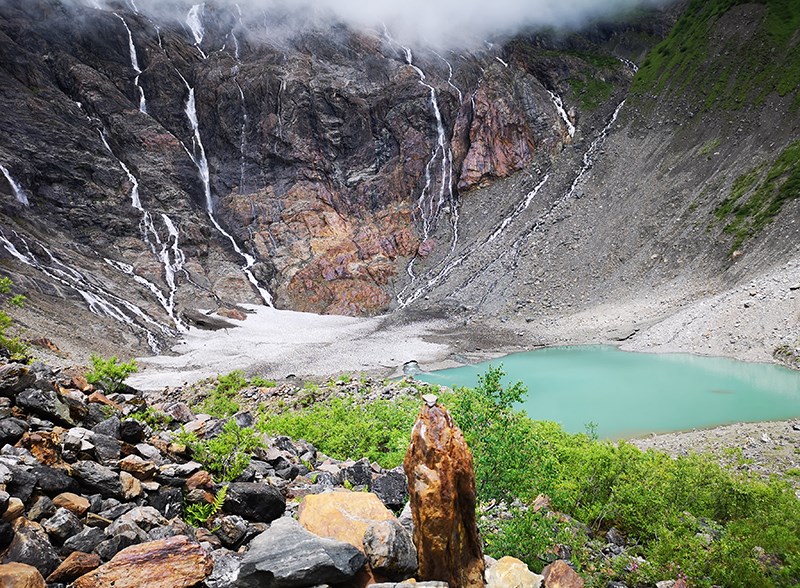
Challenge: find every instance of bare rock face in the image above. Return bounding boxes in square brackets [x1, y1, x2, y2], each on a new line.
[403, 398, 484, 588]
[72, 535, 213, 588]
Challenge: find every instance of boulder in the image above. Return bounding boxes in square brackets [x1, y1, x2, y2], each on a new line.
[52, 492, 90, 516]
[223, 482, 285, 523]
[73, 535, 213, 588]
[15, 388, 75, 426]
[46, 552, 101, 584]
[485, 556, 543, 588]
[42, 507, 84, 544]
[120, 471, 143, 500]
[119, 420, 145, 444]
[119, 455, 157, 480]
[363, 519, 418, 580]
[71, 461, 123, 498]
[26, 497, 55, 522]
[403, 398, 484, 588]
[0, 562, 46, 588]
[105, 507, 167, 535]
[0, 417, 28, 445]
[236, 517, 367, 588]
[0, 517, 61, 577]
[0, 364, 36, 396]
[342, 458, 373, 488]
[298, 490, 396, 550]
[206, 548, 242, 588]
[62, 527, 105, 554]
[31, 465, 76, 495]
[2, 497, 24, 521]
[215, 515, 248, 548]
[372, 470, 408, 510]
[542, 560, 584, 588]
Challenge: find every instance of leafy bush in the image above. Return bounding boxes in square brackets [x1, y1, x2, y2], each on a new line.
[0, 276, 28, 362]
[184, 484, 228, 528]
[197, 370, 247, 418]
[129, 407, 173, 431]
[86, 354, 137, 394]
[181, 420, 262, 482]
[250, 376, 276, 388]
[258, 395, 419, 468]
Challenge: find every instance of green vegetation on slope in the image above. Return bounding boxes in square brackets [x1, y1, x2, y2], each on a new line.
[632, 0, 800, 110]
[714, 140, 800, 249]
[260, 367, 800, 588]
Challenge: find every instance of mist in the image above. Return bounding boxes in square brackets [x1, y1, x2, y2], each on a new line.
[91, 0, 676, 49]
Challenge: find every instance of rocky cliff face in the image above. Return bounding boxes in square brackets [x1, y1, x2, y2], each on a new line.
[0, 0, 674, 355]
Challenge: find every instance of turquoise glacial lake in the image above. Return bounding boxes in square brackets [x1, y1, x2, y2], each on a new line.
[415, 346, 800, 439]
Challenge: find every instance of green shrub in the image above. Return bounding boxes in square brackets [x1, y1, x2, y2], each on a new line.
[258, 395, 419, 468]
[86, 354, 138, 394]
[197, 370, 247, 418]
[183, 420, 262, 482]
[250, 376, 276, 388]
[0, 277, 29, 362]
[129, 407, 173, 431]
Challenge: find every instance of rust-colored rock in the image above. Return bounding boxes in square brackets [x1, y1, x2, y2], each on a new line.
[87, 392, 121, 411]
[72, 535, 212, 588]
[542, 560, 584, 588]
[52, 492, 90, 516]
[0, 562, 46, 588]
[46, 552, 101, 584]
[403, 398, 484, 588]
[185, 470, 214, 492]
[16, 431, 61, 466]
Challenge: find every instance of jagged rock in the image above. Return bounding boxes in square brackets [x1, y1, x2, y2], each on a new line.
[6, 466, 36, 503]
[182, 310, 237, 331]
[92, 433, 122, 464]
[52, 492, 90, 516]
[363, 519, 418, 580]
[542, 560, 584, 588]
[71, 461, 123, 498]
[73, 535, 213, 588]
[0, 417, 29, 445]
[215, 515, 248, 548]
[27, 497, 56, 522]
[94, 535, 136, 562]
[342, 458, 373, 488]
[105, 507, 167, 536]
[403, 400, 484, 588]
[485, 556, 543, 588]
[119, 455, 157, 480]
[147, 487, 182, 519]
[17, 431, 60, 466]
[31, 465, 76, 495]
[0, 562, 46, 587]
[0, 517, 61, 577]
[42, 507, 84, 544]
[372, 469, 408, 510]
[119, 471, 142, 500]
[118, 420, 145, 444]
[160, 402, 194, 423]
[223, 482, 285, 523]
[62, 527, 105, 554]
[92, 417, 121, 439]
[606, 527, 625, 547]
[0, 491, 8, 515]
[46, 551, 102, 584]
[236, 517, 367, 588]
[0, 363, 36, 396]
[15, 388, 74, 427]
[206, 549, 243, 588]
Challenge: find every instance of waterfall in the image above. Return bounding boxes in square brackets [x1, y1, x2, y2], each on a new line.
[187, 4, 207, 58]
[179, 75, 273, 306]
[0, 164, 29, 206]
[115, 14, 147, 114]
[547, 90, 575, 138]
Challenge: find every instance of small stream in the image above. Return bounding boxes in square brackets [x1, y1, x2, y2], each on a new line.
[416, 345, 800, 439]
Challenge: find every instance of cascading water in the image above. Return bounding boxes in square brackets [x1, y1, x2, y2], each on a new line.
[235, 80, 248, 193]
[115, 14, 146, 114]
[0, 230, 169, 353]
[0, 164, 29, 206]
[547, 90, 575, 138]
[179, 74, 273, 306]
[432, 51, 463, 103]
[186, 4, 207, 58]
[99, 131, 186, 329]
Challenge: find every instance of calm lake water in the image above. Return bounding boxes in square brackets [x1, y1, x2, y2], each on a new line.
[415, 346, 800, 439]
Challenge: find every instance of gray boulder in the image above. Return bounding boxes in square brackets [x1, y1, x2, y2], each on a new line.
[363, 519, 418, 580]
[372, 469, 408, 511]
[236, 517, 367, 588]
[0, 363, 36, 396]
[42, 507, 84, 544]
[224, 482, 286, 523]
[15, 388, 75, 426]
[1, 517, 61, 577]
[71, 461, 123, 498]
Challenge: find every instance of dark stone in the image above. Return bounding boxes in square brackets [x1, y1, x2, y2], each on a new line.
[71, 461, 122, 498]
[87, 494, 103, 514]
[0, 521, 13, 550]
[146, 487, 182, 519]
[248, 460, 276, 479]
[15, 388, 75, 426]
[342, 458, 372, 489]
[0, 417, 29, 445]
[98, 502, 136, 520]
[92, 433, 122, 464]
[0, 490, 8, 514]
[7, 465, 37, 503]
[83, 403, 110, 428]
[0, 363, 36, 396]
[235, 517, 366, 588]
[363, 519, 418, 580]
[1, 517, 61, 577]
[223, 482, 286, 523]
[62, 526, 105, 554]
[372, 469, 408, 510]
[92, 416, 121, 439]
[182, 309, 237, 330]
[32, 465, 77, 495]
[93, 534, 137, 561]
[27, 496, 56, 521]
[215, 515, 248, 548]
[606, 527, 626, 547]
[118, 419, 145, 443]
[42, 507, 84, 544]
[311, 471, 338, 489]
